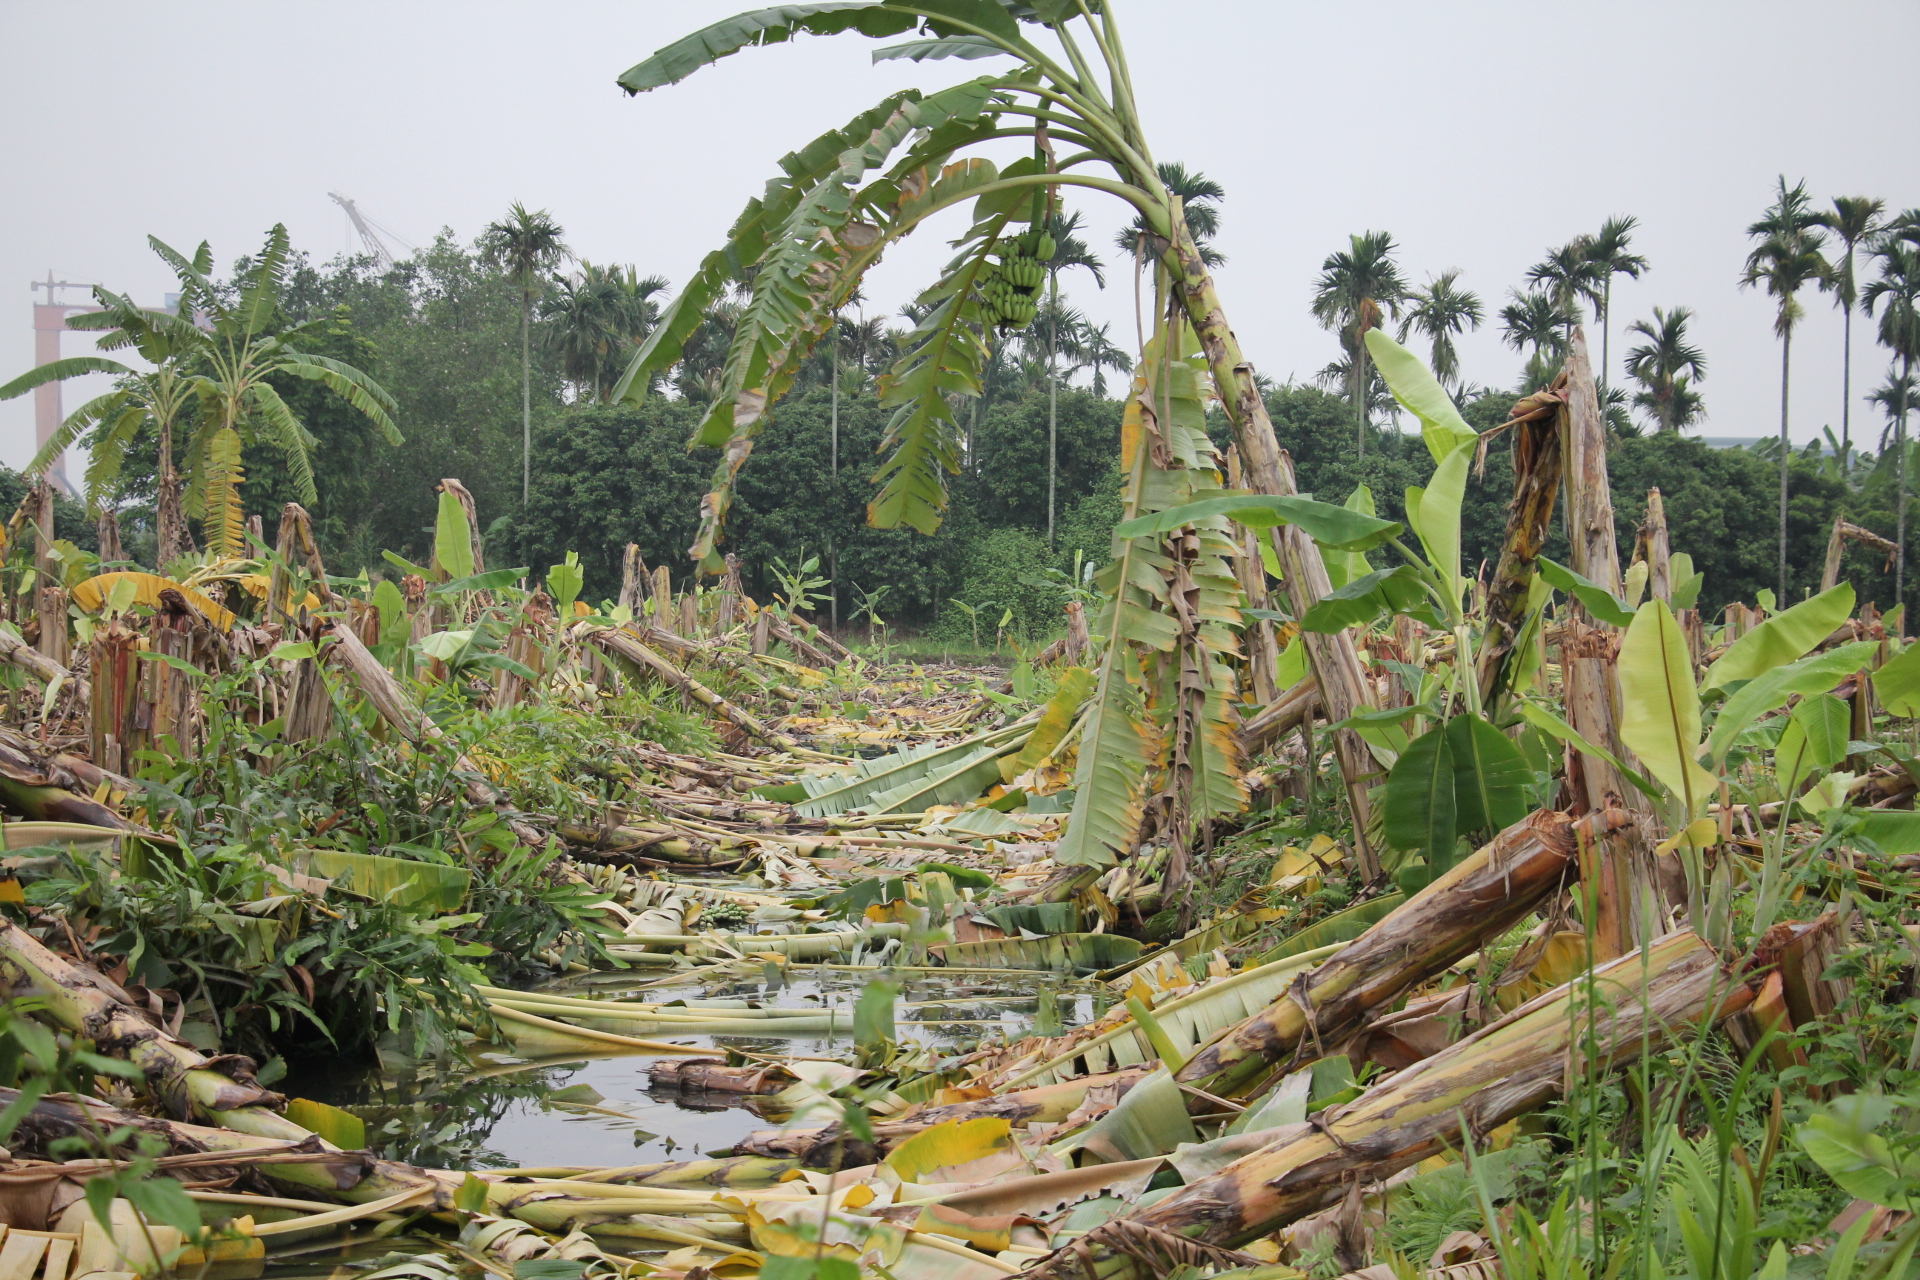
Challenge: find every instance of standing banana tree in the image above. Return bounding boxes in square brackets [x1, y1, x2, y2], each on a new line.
[18, 228, 403, 561]
[612, 0, 1388, 872]
[0, 287, 199, 563]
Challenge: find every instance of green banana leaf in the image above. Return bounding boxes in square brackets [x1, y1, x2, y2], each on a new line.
[933, 932, 1142, 974]
[1702, 583, 1854, 691]
[306, 849, 469, 912]
[1060, 1066, 1196, 1165]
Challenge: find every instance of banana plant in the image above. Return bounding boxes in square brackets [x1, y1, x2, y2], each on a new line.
[1146, 330, 1534, 890]
[612, 3, 1356, 564]
[1046, 300, 1399, 922]
[1617, 582, 1868, 936]
[1, 228, 402, 562]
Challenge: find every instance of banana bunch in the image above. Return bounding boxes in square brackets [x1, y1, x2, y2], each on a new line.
[977, 227, 1057, 330]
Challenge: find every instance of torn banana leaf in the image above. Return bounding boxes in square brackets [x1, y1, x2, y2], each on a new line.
[933, 933, 1143, 974]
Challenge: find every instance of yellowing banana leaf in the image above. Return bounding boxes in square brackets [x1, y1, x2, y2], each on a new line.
[71, 572, 236, 630]
[285, 1097, 367, 1149]
[884, 1117, 1013, 1183]
[304, 849, 469, 911]
[1254, 894, 1406, 964]
[1, 821, 129, 853]
[237, 574, 322, 610]
[933, 933, 1142, 974]
[1008, 666, 1094, 774]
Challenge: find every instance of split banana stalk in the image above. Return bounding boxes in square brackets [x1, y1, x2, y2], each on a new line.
[1023, 924, 1790, 1280]
[1176, 808, 1630, 1103]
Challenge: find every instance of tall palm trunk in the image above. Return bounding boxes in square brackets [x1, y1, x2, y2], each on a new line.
[829, 324, 840, 631]
[1600, 279, 1611, 391]
[1047, 272, 1058, 549]
[1841, 255, 1856, 460]
[1900, 353, 1913, 629]
[1778, 328, 1792, 602]
[520, 296, 532, 504]
[1351, 331, 1368, 460]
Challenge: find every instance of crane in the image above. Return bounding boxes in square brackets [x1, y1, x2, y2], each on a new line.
[327, 192, 413, 269]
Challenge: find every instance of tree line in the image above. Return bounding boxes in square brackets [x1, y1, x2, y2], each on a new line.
[3, 178, 1916, 640]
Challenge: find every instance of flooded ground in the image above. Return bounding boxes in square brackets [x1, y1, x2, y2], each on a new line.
[289, 965, 1109, 1172]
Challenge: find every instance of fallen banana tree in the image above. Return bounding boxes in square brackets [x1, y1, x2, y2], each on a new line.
[0, 920, 293, 1132]
[1020, 925, 1790, 1280]
[1172, 807, 1629, 1103]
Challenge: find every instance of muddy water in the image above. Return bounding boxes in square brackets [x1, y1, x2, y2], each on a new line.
[289, 966, 1108, 1171]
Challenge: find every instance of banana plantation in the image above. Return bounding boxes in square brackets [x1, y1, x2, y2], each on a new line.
[0, 7, 1919, 1280]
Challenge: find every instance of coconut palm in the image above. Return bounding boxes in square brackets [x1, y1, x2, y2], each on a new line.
[1397, 269, 1483, 391]
[1741, 176, 1832, 600]
[1115, 163, 1224, 267]
[1622, 306, 1707, 433]
[1498, 289, 1577, 392]
[481, 203, 569, 503]
[1864, 237, 1920, 608]
[1310, 231, 1408, 456]
[1814, 197, 1887, 462]
[1583, 215, 1650, 390]
[542, 262, 669, 403]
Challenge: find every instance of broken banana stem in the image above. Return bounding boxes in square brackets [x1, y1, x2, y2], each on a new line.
[1024, 927, 1774, 1280]
[0, 920, 283, 1124]
[1177, 808, 1628, 1103]
[592, 629, 804, 754]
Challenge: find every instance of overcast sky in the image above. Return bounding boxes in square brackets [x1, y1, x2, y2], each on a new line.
[4, 2, 1917, 474]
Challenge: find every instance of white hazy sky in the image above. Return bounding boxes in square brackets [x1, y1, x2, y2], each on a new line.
[3, 2, 1917, 473]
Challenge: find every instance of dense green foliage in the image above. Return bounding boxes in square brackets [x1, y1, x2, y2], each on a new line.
[40, 220, 1914, 637]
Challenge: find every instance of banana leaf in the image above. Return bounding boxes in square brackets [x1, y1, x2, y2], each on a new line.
[305, 849, 469, 912]
[785, 723, 1027, 817]
[997, 944, 1345, 1090]
[1061, 1067, 1196, 1165]
[933, 933, 1142, 974]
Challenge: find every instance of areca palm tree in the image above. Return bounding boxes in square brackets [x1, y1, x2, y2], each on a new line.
[1622, 306, 1707, 432]
[1310, 231, 1408, 456]
[1864, 237, 1920, 609]
[1741, 176, 1831, 600]
[1583, 215, 1650, 390]
[1397, 269, 1483, 391]
[481, 203, 569, 503]
[1814, 196, 1886, 461]
[1498, 289, 1576, 391]
[1115, 163, 1224, 267]
[1041, 210, 1105, 546]
[1527, 238, 1605, 322]
[542, 262, 670, 402]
